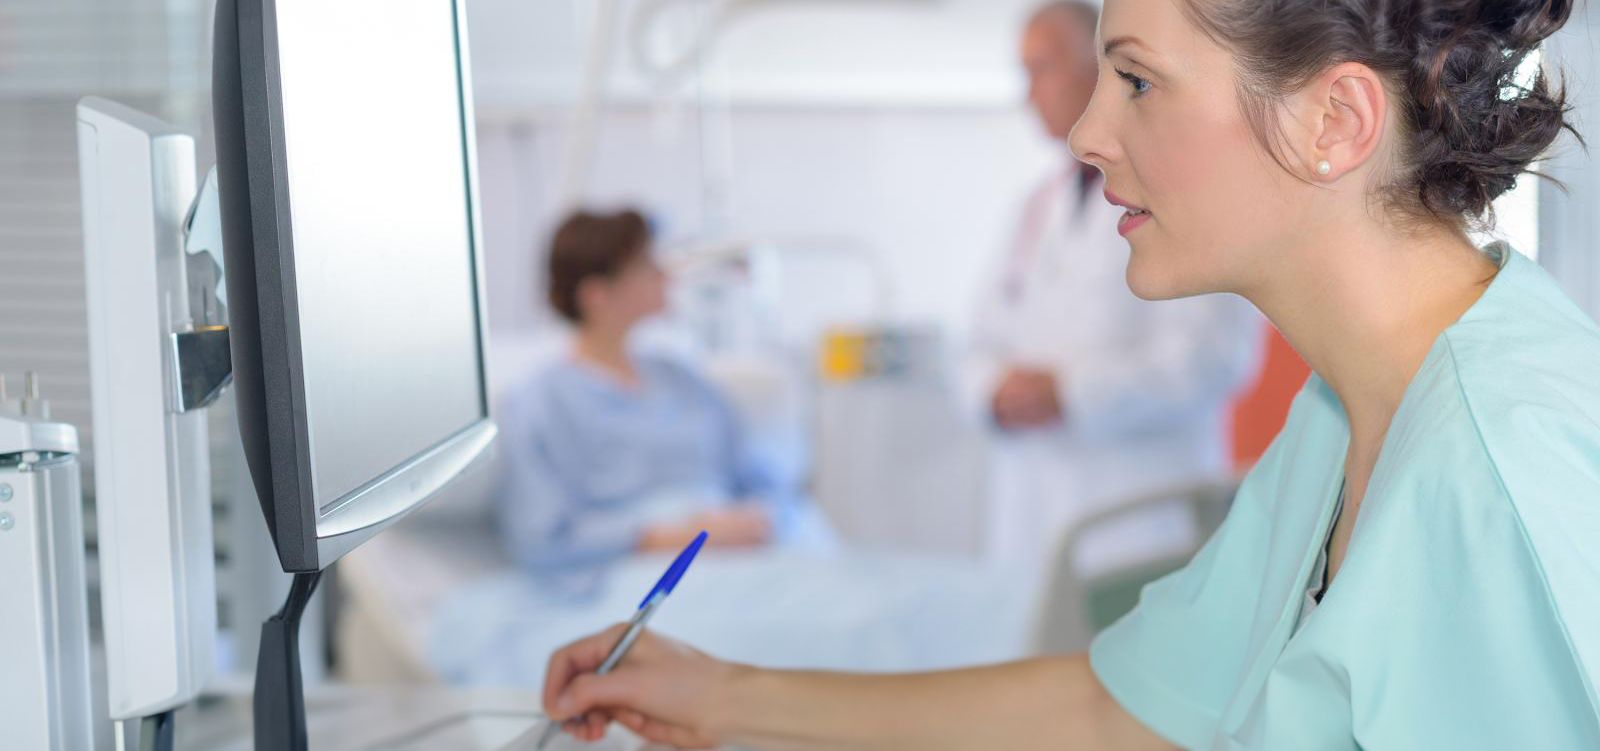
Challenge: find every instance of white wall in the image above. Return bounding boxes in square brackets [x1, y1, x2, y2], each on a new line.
[464, 0, 1058, 109]
[1541, 2, 1600, 320]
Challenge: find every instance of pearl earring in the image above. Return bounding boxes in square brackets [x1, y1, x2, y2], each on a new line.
[1316, 160, 1332, 176]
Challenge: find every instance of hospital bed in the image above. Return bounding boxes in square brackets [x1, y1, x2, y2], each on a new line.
[1031, 481, 1237, 654]
[330, 331, 1041, 689]
[334, 492, 1046, 693]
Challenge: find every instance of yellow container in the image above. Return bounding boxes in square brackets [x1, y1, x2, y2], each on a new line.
[819, 328, 870, 382]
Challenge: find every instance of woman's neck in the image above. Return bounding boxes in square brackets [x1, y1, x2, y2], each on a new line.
[574, 324, 637, 383]
[1249, 221, 1496, 449]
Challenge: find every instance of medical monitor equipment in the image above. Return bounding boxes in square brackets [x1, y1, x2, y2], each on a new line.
[0, 383, 95, 751]
[212, 0, 495, 748]
[211, 0, 495, 576]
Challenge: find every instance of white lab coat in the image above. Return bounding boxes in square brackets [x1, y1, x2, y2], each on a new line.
[964, 163, 1264, 569]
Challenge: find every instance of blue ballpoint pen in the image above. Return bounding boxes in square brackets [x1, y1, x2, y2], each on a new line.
[533, 530, 709, 750]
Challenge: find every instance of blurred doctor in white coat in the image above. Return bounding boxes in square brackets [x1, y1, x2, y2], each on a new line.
[965, 1, 1263, 569]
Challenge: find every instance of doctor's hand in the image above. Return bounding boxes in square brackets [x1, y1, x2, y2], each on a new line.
[992, 368, 1064, 429]
[544, 624, 738, 749]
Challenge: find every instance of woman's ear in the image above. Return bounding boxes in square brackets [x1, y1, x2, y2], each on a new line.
[1292, 62, 1388, 181]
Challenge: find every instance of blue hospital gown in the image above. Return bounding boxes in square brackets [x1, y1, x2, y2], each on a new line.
[495, 352, 802, 573]
[1091, 244, 1600, 749]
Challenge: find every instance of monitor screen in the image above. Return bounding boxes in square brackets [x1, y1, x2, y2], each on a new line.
[214, 0, 496, 572]
[273, 0, 485, 509]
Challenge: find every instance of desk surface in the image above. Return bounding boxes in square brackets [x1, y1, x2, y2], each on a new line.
[173, 683, 681, 751]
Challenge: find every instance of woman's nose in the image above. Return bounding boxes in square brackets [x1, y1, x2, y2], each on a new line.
[1068, 87, 1115, 169]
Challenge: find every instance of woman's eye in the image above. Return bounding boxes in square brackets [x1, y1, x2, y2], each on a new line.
[1115, 68, 1151, 97]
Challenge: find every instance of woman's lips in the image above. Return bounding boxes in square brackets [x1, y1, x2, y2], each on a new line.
[1104, 189, 1152, 236]
[1117, 210, 1151, 236]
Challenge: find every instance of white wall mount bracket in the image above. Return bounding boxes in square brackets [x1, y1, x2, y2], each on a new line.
[76, 96, 230, 727]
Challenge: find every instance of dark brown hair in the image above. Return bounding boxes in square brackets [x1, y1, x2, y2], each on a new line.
[545, 210, 651, 324]
[1182, 0, 1580, 227]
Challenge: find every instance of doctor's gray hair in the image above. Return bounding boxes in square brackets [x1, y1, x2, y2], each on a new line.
[1031, 0, 1101, 56]
[1032, 0, 1100, 32]
[1182, 0, 1580, 228]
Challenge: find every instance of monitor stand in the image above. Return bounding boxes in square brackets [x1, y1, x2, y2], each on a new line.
[254, 571, 323, 751]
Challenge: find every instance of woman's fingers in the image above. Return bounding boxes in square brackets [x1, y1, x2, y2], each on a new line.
[559, 670, 645, 718]
[561, 712, 611, 743]
[614, 709, 717, 749]
[543, 623, 632, 718]
[542, 627, 726, 748]
[613, 709, 648, 730]
[583, 711, 609, 739]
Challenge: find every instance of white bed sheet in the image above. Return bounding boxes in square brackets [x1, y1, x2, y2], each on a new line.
[342, 524, 1042, 692]
[426, 547, 1040, 690]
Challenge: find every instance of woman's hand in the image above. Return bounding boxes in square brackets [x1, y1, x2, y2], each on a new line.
[639, 506, 772, 552]
[543, 625, 742, 749]
[545, 634, 1167, 751]
[690, 505, 772, 547]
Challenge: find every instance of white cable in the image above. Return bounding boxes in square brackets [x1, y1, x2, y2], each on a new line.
[628, 0, 759, 88]
[555, 0, 624, 211]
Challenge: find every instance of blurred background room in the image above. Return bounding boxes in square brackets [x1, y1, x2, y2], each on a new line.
[2, 2, 1587, 748]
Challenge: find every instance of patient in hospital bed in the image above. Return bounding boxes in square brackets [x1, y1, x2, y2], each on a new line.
[495, 209, 830, 582]
[381, 209, 1036, 692]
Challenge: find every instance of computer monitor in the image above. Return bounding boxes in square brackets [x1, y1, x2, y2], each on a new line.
[212, 0, 496, 575]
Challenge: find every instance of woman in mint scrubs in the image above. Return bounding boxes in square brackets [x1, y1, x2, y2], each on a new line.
[535, 0, 1600, 748]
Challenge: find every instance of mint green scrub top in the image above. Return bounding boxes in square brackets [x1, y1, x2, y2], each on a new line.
[1090, 244, 1600, 750]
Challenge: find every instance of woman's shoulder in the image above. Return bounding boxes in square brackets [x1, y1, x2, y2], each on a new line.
[502, 357, 597, 418]
[1377, 252, 1600, 655]
[1442, 246, 1600, 388]
[1433, 249, 1600, 494]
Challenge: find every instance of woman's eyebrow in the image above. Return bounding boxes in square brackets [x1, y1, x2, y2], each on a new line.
[1103, 35, 1166, 76]
[1103, 35, 1153, 58]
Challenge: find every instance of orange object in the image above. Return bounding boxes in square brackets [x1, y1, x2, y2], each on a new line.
[1230, 325, 1312, 470]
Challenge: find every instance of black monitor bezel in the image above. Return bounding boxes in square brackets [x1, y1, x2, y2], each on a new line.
[213, 0, 493, 573]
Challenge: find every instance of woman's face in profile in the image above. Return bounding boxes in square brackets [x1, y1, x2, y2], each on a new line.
[1069, 0, 1311, 301]
[608, 251, 669, 323]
